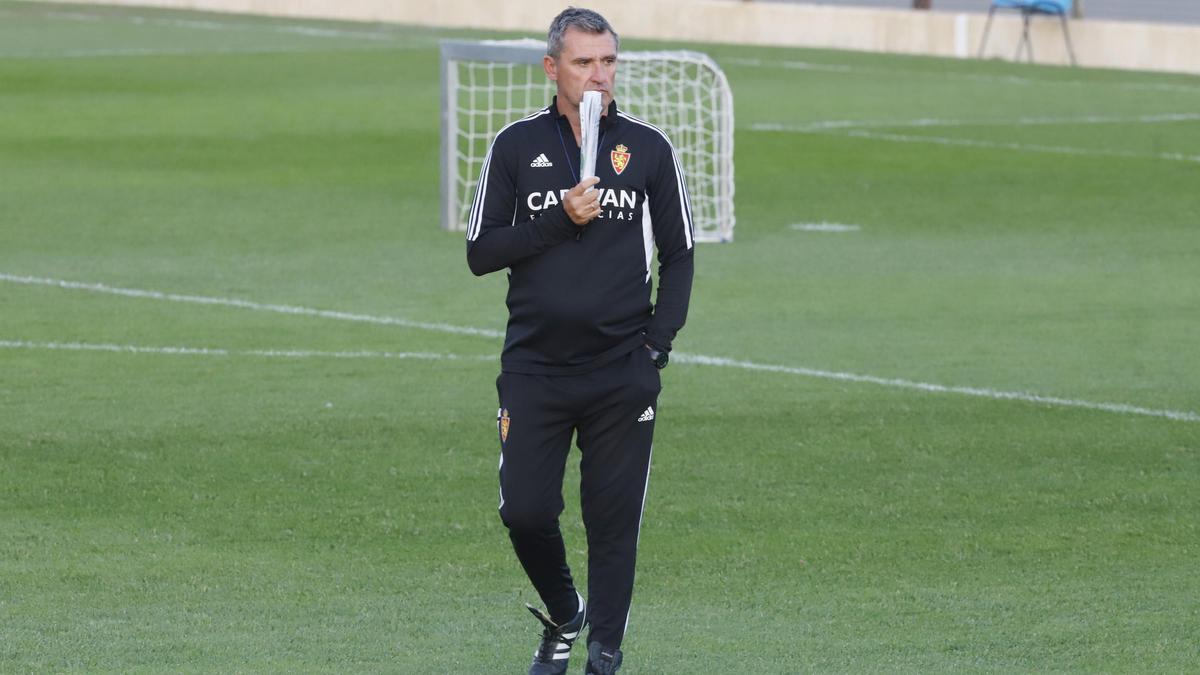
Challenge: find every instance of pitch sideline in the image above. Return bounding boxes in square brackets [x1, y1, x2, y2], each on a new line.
[751, 112, 1200, 133]
[0, 339, 492, 362]
[838, 128, 1200, 164]
[0, 45, 406, 60]
[722, 56, 1200, 95]
[3, 272, 1197, 423]
[751, 123, 1200, 165]
[41, 9, 415, 42]
[0, 273, 503, 339]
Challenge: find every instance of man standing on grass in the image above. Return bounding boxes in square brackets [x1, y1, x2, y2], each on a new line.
[465, 7, 694, 673]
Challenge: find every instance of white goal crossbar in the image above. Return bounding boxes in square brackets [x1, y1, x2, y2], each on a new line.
[440, 39, 736, 242]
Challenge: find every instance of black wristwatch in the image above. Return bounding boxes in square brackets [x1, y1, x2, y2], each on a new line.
[645, 344, 669, 370]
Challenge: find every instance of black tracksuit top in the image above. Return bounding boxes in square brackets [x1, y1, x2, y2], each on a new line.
[466, 97, 695, 376]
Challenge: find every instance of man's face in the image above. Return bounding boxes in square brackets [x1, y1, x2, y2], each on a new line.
[545, 27, 618, 112]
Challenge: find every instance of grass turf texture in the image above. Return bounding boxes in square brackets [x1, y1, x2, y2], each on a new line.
[2, 1, 1199, 671]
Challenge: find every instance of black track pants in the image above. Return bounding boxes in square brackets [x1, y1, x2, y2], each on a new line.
[496, 348, 661, 649]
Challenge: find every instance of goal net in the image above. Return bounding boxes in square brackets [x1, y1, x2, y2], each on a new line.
[440, 39, 736, 242]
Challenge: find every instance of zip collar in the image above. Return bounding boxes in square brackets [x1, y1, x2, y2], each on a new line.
[550, 95, 620, 130]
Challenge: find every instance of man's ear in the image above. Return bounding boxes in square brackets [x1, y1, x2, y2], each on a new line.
[543, 55, 557, 82]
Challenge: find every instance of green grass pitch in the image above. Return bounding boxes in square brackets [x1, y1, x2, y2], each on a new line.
[2, 1, 1199, 671]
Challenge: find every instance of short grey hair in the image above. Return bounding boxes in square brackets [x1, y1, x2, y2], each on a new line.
[546, 7, 619, 59]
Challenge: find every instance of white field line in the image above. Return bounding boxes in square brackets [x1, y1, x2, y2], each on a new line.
[42, 10, 416, 42]
[0, 339, 493, 362]
[751, 112, 1200, 133]
[2, 272, 1196, 423]
[673, 354, 1200, 423]
[753, 122, 1200, 164]
[838, 129, 1200, 164]
[791, 222, 861, 232]
[0, 45, 400, 60]
[721, 57, 858, 74]
[750, 112, 1200, 164]
[0, 273, 504, 339]
[721, 56, 1200, 95]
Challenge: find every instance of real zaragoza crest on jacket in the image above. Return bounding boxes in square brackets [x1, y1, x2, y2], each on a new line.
[611, 144, 631, 175]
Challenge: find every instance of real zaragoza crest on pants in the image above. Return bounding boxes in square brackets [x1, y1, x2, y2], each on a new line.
[498, 408, 511, 443]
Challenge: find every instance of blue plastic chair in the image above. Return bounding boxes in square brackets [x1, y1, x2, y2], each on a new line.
[978, 0, 1077, 66]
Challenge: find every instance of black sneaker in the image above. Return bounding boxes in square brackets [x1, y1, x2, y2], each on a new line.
[526, 592, 587, 675]
[584, 642, 623, 674]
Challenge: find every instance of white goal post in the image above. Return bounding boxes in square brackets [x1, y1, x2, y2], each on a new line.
[440, 39, 736, 243]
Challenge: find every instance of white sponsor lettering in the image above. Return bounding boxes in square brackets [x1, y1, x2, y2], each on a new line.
[524, 188, 638, 213]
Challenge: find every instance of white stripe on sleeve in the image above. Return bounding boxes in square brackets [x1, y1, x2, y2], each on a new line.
[466, 109, 552, 242]
[617, 112, 695, 250]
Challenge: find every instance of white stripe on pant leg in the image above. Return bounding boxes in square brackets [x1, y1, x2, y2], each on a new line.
[623, 443, 653, 636]
[498, 449, 506, 510]
[561, 589, 585, 639]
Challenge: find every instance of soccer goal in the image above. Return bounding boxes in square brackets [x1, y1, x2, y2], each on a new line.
[440, 39, 736, 243]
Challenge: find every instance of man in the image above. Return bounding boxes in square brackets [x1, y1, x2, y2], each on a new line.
[466, 7, 694, 674]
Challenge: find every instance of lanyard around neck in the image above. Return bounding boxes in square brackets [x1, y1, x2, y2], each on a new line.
[556, 117, 605, 185]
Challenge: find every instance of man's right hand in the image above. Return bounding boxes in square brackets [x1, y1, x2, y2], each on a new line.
[563, 176, 602, 226]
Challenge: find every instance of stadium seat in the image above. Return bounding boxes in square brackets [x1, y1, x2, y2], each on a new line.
[978, 0, 1077, 66]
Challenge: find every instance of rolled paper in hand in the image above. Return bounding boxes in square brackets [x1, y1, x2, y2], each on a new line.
[579, 90, 603, 184]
